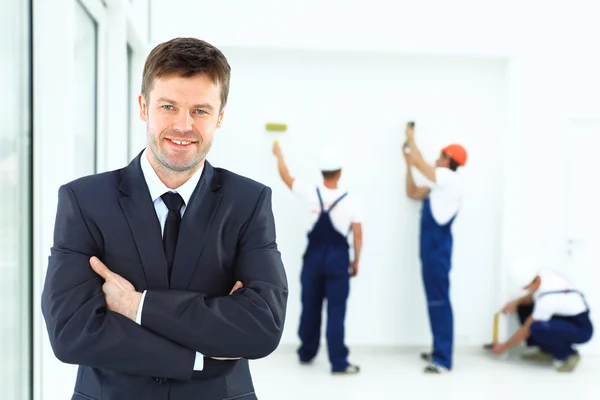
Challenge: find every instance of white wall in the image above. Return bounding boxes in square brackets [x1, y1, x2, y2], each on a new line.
[206, 47, 508, 346]
[151, 0, 600, 349]
[33, 0, 600, 397]
[33, 1, 150, 399]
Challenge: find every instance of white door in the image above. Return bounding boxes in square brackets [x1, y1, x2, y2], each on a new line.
[564, 118, 600, 355]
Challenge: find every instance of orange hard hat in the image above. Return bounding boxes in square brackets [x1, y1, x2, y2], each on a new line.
[442, 144, 467, 166]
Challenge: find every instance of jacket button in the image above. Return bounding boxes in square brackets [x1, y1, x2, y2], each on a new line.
[155, 377, 167, 384]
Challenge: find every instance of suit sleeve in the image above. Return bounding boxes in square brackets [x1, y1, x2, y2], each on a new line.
[140, 186, 289, 359]
[41, 184, 196, 380]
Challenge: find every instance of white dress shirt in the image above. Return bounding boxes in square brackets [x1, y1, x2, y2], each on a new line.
[135, 148, 205, 371]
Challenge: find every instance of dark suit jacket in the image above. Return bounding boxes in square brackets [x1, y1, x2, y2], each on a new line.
[41, 152, 289, 400]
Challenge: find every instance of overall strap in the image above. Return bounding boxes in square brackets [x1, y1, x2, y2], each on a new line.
[327, 192, 348, 213]
[538, 289, 589, 312]
[316, 187, 325, 212]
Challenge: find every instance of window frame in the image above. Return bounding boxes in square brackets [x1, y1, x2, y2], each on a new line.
[77, 0, 107, 174]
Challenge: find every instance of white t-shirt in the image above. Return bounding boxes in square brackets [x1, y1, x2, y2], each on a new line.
[292, 180, 363, 236]
[532, 269, 588, 322]
[422, 167, 463, 225]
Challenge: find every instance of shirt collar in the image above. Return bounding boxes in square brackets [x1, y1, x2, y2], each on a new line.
[140, 148, 204, 206]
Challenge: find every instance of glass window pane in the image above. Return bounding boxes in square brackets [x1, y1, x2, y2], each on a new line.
[0, 0, 32, 398]
[74, 0, 98, 176]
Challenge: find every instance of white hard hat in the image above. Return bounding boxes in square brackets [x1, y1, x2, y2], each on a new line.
[318, 150, 343, 171]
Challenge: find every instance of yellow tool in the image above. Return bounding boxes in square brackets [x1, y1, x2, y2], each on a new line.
[492, 312, 499, 343]
[265, 122, 287, 145]
[265, 123, 288, 133]
[483, 312, 501, 350]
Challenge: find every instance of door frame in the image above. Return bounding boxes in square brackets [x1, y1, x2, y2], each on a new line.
[563, 117, 600, 355]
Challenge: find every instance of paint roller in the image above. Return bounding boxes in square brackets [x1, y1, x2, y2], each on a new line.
[265, 122, 288, 144]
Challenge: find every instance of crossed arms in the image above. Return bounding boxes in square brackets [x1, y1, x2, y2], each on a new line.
[41, 184, 288, 381]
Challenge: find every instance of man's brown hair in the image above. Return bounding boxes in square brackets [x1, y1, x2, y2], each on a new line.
[141, 38, 231, 110]
[321, 170, 341, 180]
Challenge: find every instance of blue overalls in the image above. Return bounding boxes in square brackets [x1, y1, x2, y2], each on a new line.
[419, 196, 456, 370]
[297, 188, 351, 372]
[524, 290, 594, 360]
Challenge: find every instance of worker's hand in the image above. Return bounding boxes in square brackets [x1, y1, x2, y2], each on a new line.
[350, 260, 359, 278]
[272, 140, 282, 157]
[211, 281, 245, 361]
[403, 151, 413, 165]
[491, 343, 508, 355]
[89, 256, 142, 322]
[501, 300, 519, 315]
[405, 124, 415, 142]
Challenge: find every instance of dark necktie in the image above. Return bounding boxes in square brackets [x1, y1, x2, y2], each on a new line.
[161, 192, 184, 281]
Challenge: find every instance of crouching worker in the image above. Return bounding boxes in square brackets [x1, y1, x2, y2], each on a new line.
[492, 267, 593, 372]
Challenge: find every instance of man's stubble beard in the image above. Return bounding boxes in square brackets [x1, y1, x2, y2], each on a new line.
[147, 128, 212, 174]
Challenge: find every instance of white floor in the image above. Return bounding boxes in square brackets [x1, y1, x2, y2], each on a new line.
[250, 345, 598, 400]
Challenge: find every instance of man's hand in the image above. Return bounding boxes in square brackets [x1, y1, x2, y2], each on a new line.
[90, 256, 142, 321]
[405, 124, 415, 142]
[350, 260, 359, 278]
[211, 281, 245, 361]
[403, 125, 436, 182]
[491, 343, 508, 355]
[501, 300, 519, 315]
[272, 140, 283, 157]
[229, 280, 243, 294]
[403, 151, 413, 166]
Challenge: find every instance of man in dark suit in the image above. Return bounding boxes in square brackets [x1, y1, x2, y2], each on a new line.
[41, 37, 289, 400]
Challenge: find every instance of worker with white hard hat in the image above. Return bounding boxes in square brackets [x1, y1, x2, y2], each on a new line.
[402, 123, 468, 374]
[272, 141, 363, 375]
[492, 264, 593, 372]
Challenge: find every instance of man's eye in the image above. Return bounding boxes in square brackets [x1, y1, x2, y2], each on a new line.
[194, 109, 206, 115]
[162, 105, 173, 110]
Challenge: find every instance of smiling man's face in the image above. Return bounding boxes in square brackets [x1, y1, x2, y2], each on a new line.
[138, 74, 224, 173]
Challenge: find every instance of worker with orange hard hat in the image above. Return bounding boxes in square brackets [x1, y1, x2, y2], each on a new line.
[402, 122, 467, 374]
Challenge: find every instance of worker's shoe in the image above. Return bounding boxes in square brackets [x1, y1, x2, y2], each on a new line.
[554, 352, 580, 372]
[520, 347, 554, 363]
[331, 364, 360, 375]
[420, 352, 432, 362]
[298, 354, 315, 365]
[423, 362, 450, 374]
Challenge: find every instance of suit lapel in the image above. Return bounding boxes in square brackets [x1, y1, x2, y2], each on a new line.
[118, 152, 169, 289]
[170, 162, 223, 290]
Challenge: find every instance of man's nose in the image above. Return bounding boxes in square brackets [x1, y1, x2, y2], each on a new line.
[173, 110, 193, 132]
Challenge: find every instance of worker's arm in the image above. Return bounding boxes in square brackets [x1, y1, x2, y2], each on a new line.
[405, 161, 430, 200]
[405, 125, 437, 182]
[41, 185, 196, 380]
[352, 223, 362, 262]
[501, 291, 534, 314]
[516, 291, 535, 305]
[273, 141, 294, 189]
[493, 316, 535, 354]
[407, 140, 437, 183]
[350, 222, 362, 277]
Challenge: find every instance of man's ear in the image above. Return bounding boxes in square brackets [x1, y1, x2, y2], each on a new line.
[138, 94, 148, 122]
[216, 108, 225, 128]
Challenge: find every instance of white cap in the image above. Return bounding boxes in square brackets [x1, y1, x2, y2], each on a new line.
[318, 150, 343, 171]
[508, 258, 540, 290]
